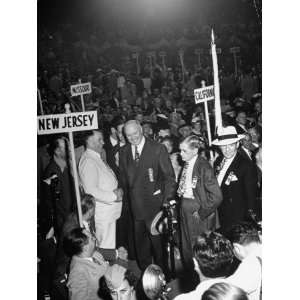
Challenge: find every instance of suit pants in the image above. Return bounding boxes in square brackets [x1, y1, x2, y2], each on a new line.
[179, 197, 206, 270]
[95, 219, 116, 249]
[133, 219, 164, 271]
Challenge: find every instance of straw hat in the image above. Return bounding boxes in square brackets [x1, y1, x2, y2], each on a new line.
[212, 126, 244, 146]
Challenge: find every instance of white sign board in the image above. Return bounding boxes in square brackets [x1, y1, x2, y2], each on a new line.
[194, 49, 203, 55]
[37, 111, 98, 135]
[194, 85, 215, 104]
[230, 47, 240, 53]
[70, 82, 92, 97]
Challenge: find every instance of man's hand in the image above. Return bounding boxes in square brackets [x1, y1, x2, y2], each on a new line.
[117, 246, 128, 261]
[192, 211, 200, 220]
[113, 188, 123, 202]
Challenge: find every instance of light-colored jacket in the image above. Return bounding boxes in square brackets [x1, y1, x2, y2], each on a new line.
[67, 255, 108, 300]
[78, 148, 122, 221]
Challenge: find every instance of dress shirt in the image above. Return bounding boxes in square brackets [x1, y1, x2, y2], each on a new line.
[217, 153, 237, 186]
[183, 154, 198, 199]
[227, 245, 262, 300]
[131, 136, 145, 158]
[110, 136, 118, 147]
[238, 123, 247, 132]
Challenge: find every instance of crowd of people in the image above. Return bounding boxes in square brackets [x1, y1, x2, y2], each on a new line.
[37, 3, 262, 300]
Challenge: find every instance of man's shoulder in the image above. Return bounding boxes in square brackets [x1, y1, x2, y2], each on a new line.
[174, 279, 226, 300]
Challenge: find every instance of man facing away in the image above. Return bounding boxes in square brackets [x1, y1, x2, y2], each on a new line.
[178, 135, 223, 269]
[119, 120, 177, 271]
[78, 130, 123, 248]
[225, 222, 262, 300]
[174, 232, 235, 300]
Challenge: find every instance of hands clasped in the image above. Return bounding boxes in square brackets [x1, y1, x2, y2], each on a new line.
[113, 188, 123, 202]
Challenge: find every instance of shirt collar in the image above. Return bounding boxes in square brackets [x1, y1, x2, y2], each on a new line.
[187, 154, 198, 166]
[131, 136, 146, 152]
[86, 148, 101, 159]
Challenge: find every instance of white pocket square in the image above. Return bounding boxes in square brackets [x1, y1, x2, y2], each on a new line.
[153, 189, 161, 195]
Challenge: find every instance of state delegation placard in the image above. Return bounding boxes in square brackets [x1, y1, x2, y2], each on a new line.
[37, 111, 98, 135]
[194, 85, 215, 104]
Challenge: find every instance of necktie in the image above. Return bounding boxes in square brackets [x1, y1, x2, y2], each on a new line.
[177, 162, 189, 197]
[215, 158, 227, 176]
[134, 145, 140, 163]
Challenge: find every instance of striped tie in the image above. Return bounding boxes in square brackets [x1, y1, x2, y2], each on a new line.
[134, 145, 140, 163]
[177, 162, 189, 197]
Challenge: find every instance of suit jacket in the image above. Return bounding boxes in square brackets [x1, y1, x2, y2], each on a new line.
[78, 149, 122, 222]
[103, 136, 121, 179]
[191, 156, 223, 231]
[67, 256, 108, 300]
[119, 137, 176, 222]
[214, 152, 258, 231]
[55, 213, 119, 279]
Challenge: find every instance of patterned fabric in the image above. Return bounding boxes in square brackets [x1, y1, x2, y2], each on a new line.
[177, 162, 189, 197]
[134, 145, 140, 163]
[215, 158, 226, 176]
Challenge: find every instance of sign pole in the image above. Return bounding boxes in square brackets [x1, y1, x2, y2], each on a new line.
[65, 103, 83, 227]
[211, 29, 223, 132]
[136, 53, 140, 75]
[200, 81, 214, 162]
[38, 89, 44, 115]
[233, 52, 238, 78]
[78, 79, 85, 111]
[179, 50, 185, 83]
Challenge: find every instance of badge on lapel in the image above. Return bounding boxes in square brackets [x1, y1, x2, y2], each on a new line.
[225, 171, 238, 185]
[192, 176, 198, 188]
[148, 168, 154, 182]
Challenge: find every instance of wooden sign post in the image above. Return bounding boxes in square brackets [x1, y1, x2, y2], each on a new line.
[211, 30, 223, 132]
[70, 80, 92, 111]
[194, 81, 214, 161]
[178, 49, 185, 83]
[194, 48, 204, 68]
[37, 105, 98, 227]
[37, 89, 44, 115]
[147, 52, 154, 78]
[230, 47, 240, 78]
[132, 52, 140, 75]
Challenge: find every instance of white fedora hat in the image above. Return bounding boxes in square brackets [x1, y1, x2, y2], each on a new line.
[212, 126, 244, 146]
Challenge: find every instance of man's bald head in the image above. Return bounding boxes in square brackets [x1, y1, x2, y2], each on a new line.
[124, 120, 144, 145]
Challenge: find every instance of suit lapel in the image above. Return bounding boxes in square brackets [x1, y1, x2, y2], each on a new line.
[221, 153, 240, 188]
[132, 139, 151, 183]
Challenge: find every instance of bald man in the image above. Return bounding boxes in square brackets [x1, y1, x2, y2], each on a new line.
[119, 120, 176, 271]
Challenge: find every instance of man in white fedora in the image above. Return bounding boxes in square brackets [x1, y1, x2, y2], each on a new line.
[212, 126, 258, 232]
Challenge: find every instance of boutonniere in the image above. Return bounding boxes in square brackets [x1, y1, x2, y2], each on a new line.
[225, 171, 238, 185]
[192, 176, 198, 188]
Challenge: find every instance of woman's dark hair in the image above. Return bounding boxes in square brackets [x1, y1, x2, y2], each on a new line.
[63, 227, 89, 257]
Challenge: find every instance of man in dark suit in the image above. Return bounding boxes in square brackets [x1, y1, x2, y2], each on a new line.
[178, 135, 223, 269]
[234, 110, 248, 134]
[212, 126, 258, 233]
[119, 120, 177, 271]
